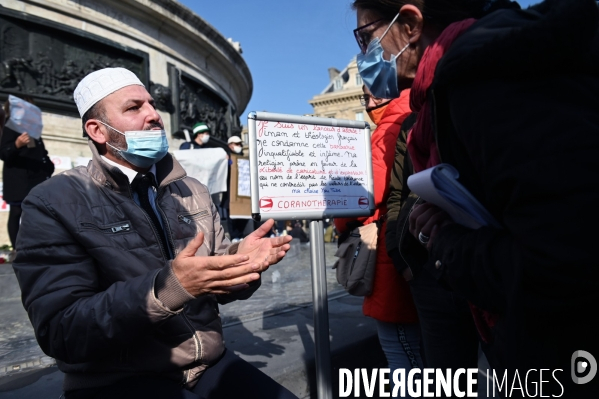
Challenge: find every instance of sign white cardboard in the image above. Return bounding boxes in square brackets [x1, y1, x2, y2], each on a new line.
[248, 112, 374, 221]
[50, 155, 72, 170]
[173, 147, 228, 194]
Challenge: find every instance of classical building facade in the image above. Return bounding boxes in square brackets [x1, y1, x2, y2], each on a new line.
[0, 0, 252, 246]
[308, 58, 373, 126]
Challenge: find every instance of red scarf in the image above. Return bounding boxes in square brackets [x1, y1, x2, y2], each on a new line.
[406, 19, 500, 344]
[407, 19, 476, 173]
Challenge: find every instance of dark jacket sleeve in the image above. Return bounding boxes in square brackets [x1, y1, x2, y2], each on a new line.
[212, 201, 261, 304]
[36, 138, 55, 177]
[149, 191, 260, 308]
[13, 190, 182, 364]
[385, 128, 408, 252]
[0, 126, 21, 162]
[430, 76, 599, 316]
[385, 114, 416, 269]
[0, 106, 5, 132]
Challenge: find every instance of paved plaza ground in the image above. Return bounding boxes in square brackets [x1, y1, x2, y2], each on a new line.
[0, 240, 391, 398]
[0, 239, 495, 398]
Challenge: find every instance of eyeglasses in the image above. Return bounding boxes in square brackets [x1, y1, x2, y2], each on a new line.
[353, 18, 384, 54]
[359, 94, 385, 107]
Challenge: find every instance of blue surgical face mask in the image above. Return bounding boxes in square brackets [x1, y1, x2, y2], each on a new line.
[99, 121, 169, 169]
[357, 13, 410, 99]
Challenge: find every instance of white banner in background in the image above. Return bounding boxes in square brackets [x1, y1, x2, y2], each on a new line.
[237, 158, 251, 197]
[173, 148, 228, 194]
[0, 183, 9, 212]
[75, 157, 92, 167]
[50, 155, 72, 170]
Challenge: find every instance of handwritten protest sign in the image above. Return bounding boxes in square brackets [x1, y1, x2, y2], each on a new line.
[237, 158, 251, 197]
[229, 155, 252, 219]
[248, 112, 374, 221]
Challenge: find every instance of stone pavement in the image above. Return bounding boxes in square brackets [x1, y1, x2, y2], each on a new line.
[0, 240, 390, 398]
[0, 239, 496, 398]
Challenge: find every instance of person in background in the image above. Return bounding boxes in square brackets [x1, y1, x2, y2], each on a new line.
[269, 223, 278, 237]
[0, 103, 5, 133]
[178, 122, 227, 227]
[334, 83, 421, 390]
[287, 221, 309, 243]
[178, 121, 211, 150]
[0, 96, 54, 262]
[323, 219, 337, 243]
[12, 67, 296, 399]
[227, 135, 243, 155]
[223, 135, 248, 242]
[274, 220, 286, 237]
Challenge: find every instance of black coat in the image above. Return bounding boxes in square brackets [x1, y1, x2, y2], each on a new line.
[0, 126, 54, 202]
[288, 226, 309, 243]
[426, 0, 599, 396]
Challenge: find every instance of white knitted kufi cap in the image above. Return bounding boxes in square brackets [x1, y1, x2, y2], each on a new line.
[73, 67, 145, 117]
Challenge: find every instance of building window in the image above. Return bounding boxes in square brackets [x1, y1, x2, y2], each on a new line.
[355, 74, 363, 86]
[355, 112, 364, 121]
[334, 78, 343, 91]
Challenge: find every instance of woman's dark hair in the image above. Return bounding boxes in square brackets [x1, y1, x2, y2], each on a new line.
[352, 0, 518, 28]
[2, 101, 9, 119]
[2, 95, 36, 122]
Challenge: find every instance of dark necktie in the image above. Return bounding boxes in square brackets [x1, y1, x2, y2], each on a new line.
[133, 174, 171, 259]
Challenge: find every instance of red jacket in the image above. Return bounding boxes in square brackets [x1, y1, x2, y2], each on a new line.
[335, 90, 418, 323]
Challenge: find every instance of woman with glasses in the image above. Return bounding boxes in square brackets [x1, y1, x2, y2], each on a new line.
[352, 1, 498, 390]
[352, 0, 599, 397]
[335, 84, 422, 394]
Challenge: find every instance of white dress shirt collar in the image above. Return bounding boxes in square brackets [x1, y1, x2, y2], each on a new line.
[101, 155, 157, 184]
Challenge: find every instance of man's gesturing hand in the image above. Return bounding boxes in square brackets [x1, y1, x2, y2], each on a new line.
[237, 219, 292, 272]
[171, 232, 261, 297]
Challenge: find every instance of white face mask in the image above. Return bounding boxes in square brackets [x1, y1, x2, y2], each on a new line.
[199, 134, 210, 144]
[232, 145, 242, 154]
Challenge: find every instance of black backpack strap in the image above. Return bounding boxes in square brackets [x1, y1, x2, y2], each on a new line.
[400, 112, 417, 205]
[338, 220, 363, 246]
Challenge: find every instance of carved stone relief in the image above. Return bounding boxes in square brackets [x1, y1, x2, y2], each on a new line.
[149, 81, 174, 113]
[0, 11, 148, 115]
[178, 74, 230, 141]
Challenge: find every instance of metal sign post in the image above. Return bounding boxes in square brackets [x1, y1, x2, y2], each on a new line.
[309, 219, 332, 399]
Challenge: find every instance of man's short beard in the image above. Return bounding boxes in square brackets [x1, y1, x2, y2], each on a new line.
[106, 127, 127, 161]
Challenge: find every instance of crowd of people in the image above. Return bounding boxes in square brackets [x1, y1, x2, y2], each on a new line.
[333, 0, 598, 397]
[2, 0, 598, 397]
[177, 120, 249, 242]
